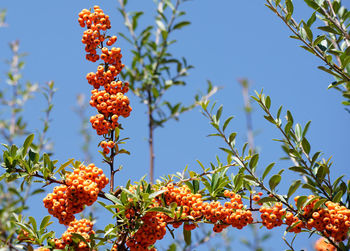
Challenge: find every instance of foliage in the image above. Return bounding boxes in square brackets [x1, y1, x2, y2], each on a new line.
[266, 0, 350, 109]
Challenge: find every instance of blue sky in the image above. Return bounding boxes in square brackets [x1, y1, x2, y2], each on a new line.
[1, 0, 349, 250]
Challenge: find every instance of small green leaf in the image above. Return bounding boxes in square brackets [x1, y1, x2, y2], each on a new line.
[54, 158, 74, 174]
[301, 138, 311, 154]
[296, 195, 308, 210]
[40, 216, 52, 232]
[333, 190, 343, 203]
[287, 180, 301, 199]
[249, 153, 259, 170]
[29, 216, 37, 232]
[173, 21, 191, 30]
[222, 116, 234, 131]
[258, 196, 277, 204]
[22, 134, 34, 157]
[262, 163, 275, 180]
[104, 193, 122, 205]
[269, 174, 281, 190]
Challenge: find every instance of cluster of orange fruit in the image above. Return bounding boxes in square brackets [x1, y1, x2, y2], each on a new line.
[53, 219, 95, 251]
[163, 184, 254, 232]
[79, 6, 132, 136]
[17, 230, 34, 242]
[314, 237, 336, 251]
[260, 202, 285, 229]
[125, 210, 166, 251]
[100, 140, 116, 155]
[79, 6, 111, 62]
[293, 196, 350, 242]
[43, 164, 108, 225]
[257, 195, 350, 242]
[120, 186, 167, 251]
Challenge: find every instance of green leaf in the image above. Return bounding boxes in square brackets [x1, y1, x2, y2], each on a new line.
[149, 190, 166, 199]
[71, 233, 89, 246]
[40, 216, 52, 232]
[333, 190, 343, 203]
[318, 25, 341, 35]
[249, 153, 259, 170]
[269, 174, 281, 190]
[296, 195, 308, 210]
[289, 166, 308, 175]
[313, 198, 327, 209]
[211, 173, 219, 191]
[228, 132, 237, 143]
[147, 207, 173, 215]
[183, 225, 191, 246]
[22, 134, 34, 157]
[264, 115, 276, 124]
[286, 0, 294, 19]
[287, 180, 301, 199]
[301, 138, 311, 154]
[173, 21, 191, 30]
[262, 163, 275, 180]
[104, 193, 122, 205]
[294, 123, 302, 141]
[54, 158, 74, 174]
[216, 105, 223, 121]
[29, 216, 37, 232]
[303, 22, 313, 41]
[192, 180, 199, 194]
[313, 35, 326, 47]
[258, 196, 277, 204]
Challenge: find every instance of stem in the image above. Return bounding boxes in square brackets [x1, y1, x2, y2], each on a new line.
[148, 90, 155, 184]
[109, 129, 116, 192]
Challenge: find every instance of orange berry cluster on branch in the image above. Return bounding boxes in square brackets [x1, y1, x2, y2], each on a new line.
[79, 6, 131, 136]
[307, 200, 350, 242]
[314, 237, 336, 251]
[43, 164, 108, 225]
[17, 230, 34, 243]
[100, 140, 115, 155]
[259, 202, 285, 229]
[126, 210, 166, 251]
[163, 184, 253, 232]
[285, 196, 350, 241]
[79, 6, 111, 62]
[53, 219, 94, 251]
[90, 85, 131, 118]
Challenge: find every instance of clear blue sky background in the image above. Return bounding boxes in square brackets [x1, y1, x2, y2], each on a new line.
[1, 1, 349, 250]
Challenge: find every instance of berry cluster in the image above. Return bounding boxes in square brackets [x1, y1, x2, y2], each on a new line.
[53, 219, 95, 251]
[100, 140, 116, 155]
[43, 164, 108, 225]
[163, 184, 253, 232]
[79, 6, 132, 136]
[259, 202, 285, 229]
[17, 230, 34, 242]
[79, 6, 112, 62]
[306, 200, 350, 242]
[126, 210, 166, 251]
[314, 237, 336, 251]
[284, 196, 350, 241]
